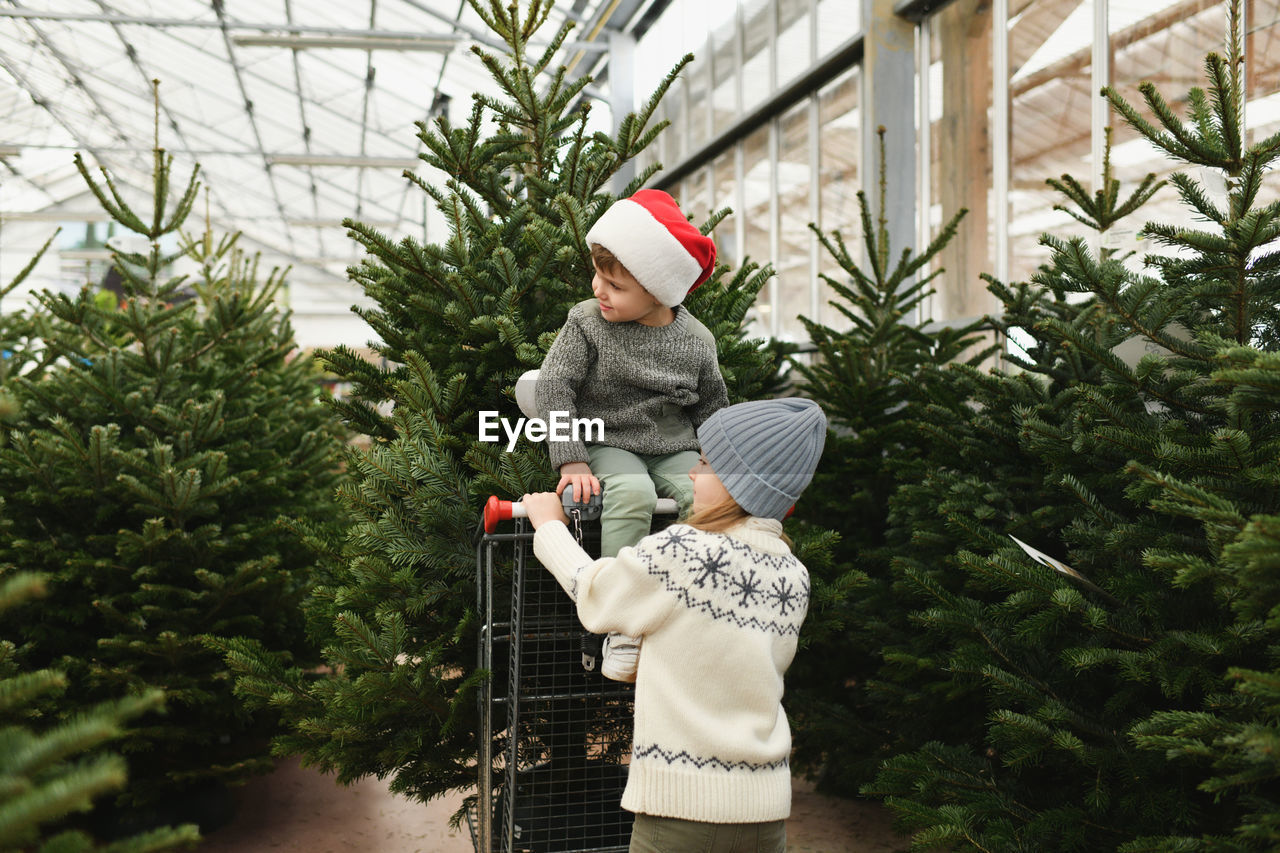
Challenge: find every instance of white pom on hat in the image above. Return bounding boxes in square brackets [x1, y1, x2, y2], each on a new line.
[585, 189, 716, 307]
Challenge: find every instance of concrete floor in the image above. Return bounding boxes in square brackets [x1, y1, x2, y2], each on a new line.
[197, 758, 907, 852]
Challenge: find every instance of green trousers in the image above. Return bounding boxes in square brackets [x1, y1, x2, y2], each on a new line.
[585, 445, 698, 558]
[628, 813, 787, 853]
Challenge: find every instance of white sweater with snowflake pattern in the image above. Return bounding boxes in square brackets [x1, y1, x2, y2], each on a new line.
[533, 516, 809, 823]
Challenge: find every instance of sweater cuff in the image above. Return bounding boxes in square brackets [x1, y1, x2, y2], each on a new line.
[549, 439, 591, 469]
[532, 521, 593, 599]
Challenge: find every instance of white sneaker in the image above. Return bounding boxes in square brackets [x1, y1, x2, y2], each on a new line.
[600, 633, 640, 683]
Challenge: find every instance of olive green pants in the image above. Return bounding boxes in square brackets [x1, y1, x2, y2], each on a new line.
[585, 445, 698, 558]
[628, 813, 787, 853]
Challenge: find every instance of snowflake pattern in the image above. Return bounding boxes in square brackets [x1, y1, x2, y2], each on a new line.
[653, 525, 701, 559]
[690, 547, 732, 589]
[637, 525, 808, 636]
[729, 568, 762, 608]
[767, 576, 797, 615]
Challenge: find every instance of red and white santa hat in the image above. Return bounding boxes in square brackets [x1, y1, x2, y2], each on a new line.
[585, 189, 717, 307]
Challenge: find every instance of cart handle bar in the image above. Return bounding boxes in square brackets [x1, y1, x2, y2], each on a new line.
[483, 496, 680, 535]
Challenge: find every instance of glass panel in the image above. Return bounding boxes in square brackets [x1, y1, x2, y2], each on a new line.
[668, 80, 689, 165]
[777, 0, 813, 89]
[712, 16, 740, 136]
[742, 125, 773, 337]
[634, 0, 688, 105]
[1109, 0, 1228, 243]
[777, 100, 813, 343]
[928, 0, 994, 323]
[686, 46, 711, 155]
[818, 66, 859, 332]
[681, 166, 713, 236]
[817, 0, 861, 59]
[743, 0, 775, 111]
[1248, 0, 1280, 208]
[633, 97, 659, 180]
[712, 149, 741, 274]
[1009, 0, 1094, 283]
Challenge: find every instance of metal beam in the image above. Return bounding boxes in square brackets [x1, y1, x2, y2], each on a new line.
[397, 0, 504, 48]
[0, 21, 154, 235]
[1092, 0, 1111, 198]
[4, 143, 421, 166]
[1011, 0, 1220, 96]
[354, 0, 378, 222]
[994, 0, 1009, 283]
[0, 8, 462, 42]
[655, 33, 865, 191]
[1, 210, 113, 222]
[26, 0, 409, 235]
[287, 219, 399, 228]
[573, 0, 672, 109]
[210, 0, 297, 256]
[89, 0, 240, 262]
[862, 0, 916, 273]
[283, 0, 322, 232]
[893, 0, 954, 22]
[17, 17, 134, 153]
[916, 12, 932, 322]
[391, 0, 466, 244]
[0, 7, 604, 52]
[68, 7, 429, 154]
[608, 29, 636, 192]
[266, 154, 421, 168]
[230, 34, 456, 51]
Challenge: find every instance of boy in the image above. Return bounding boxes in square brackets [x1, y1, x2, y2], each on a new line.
[535, 189, 729, 681]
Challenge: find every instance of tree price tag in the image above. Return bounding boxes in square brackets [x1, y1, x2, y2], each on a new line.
[1110, 322, 1192, 371]
[1008, 535, 1119, 605]
[1100, 226, 1139, 251]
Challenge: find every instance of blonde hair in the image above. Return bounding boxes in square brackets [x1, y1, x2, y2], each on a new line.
[683, 496, 793, 548]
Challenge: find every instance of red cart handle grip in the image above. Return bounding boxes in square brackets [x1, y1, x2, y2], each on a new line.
[482, 495, 782, 534]
[484, 495, 523, 534]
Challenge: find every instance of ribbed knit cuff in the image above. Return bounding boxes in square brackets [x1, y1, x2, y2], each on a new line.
[550, 440, 591, 470]
[532, 521, 592, 599]
[621, 761, 792, 823]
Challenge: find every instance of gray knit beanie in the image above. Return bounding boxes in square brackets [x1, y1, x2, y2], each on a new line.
[697, 397, 828, 520]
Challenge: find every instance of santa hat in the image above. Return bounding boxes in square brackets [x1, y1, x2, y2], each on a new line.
[585, 189, 716, 307]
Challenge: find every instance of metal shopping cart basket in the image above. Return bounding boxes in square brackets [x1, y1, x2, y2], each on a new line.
[471, 490, 680, 853]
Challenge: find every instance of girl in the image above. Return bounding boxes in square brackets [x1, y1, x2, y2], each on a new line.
[522, 397, 827, 853]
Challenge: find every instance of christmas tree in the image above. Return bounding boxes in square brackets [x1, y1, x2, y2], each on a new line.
[840, 126, 1168, 809]
[787, 127, 997, 795]
[0, 571, 200, 852]
[867, 7, 1280, 848]
[219, 0, 787, 816]
[0, 230, 58, 433]
[0, 90, 344, 827]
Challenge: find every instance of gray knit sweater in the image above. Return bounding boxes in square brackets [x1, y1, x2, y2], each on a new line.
[535, 299, 729, 469]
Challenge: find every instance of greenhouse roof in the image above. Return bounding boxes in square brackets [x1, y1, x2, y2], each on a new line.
[0, 0, 652, 291]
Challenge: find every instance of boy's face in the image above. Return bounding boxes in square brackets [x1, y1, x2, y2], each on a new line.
[592, 261, 669, 325]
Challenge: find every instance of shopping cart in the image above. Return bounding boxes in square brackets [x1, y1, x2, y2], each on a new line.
[471, 490, 680, 853]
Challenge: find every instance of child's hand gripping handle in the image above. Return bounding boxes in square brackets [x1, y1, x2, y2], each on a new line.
[559, 485, 604, 520]
[482, 489, 680, 534]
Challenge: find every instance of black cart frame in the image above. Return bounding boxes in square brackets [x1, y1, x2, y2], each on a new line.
[473, 497, 678, 853]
